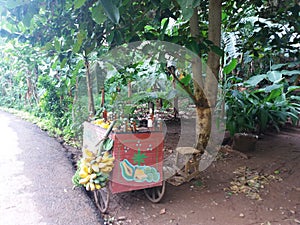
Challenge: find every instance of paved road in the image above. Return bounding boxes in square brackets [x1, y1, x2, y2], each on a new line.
[0, 111, 103, 225]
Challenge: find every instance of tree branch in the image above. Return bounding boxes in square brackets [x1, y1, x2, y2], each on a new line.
[166, 67, 197, 105]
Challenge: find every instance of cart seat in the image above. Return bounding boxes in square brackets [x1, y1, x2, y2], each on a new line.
[176, 147, 200, 155]
[173, 147, 201, 183]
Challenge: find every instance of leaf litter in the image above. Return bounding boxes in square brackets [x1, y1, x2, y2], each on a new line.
[225, 166, 282, 200]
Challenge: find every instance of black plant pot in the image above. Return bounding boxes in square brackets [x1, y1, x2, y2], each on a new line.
[232, 133, 258, 152]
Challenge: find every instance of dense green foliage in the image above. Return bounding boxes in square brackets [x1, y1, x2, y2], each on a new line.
[223, 63, 300, 135]
[0, 0, 299, 142]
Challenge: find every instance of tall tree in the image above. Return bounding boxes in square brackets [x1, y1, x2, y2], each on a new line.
[0, 0, 223, 150]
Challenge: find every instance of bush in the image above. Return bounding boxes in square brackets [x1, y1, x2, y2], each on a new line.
[223, 66, 300, 136]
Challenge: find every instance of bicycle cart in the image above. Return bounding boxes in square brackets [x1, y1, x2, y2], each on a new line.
[82, 121, 166, 213]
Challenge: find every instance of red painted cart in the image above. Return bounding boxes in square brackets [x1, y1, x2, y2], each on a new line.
[82, 122, 166, 213]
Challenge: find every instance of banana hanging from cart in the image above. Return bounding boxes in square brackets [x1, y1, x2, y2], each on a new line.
[72, 117, 116, 191]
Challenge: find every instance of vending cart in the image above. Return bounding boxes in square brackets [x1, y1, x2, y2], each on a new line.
[82, 121, 166, 213]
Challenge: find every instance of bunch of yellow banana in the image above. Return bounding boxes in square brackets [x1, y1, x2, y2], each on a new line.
[77, 149, 115, 191]
[78, 166, 101, 191]
[92, 119, 110, 129]
[98, 151, 114, 174]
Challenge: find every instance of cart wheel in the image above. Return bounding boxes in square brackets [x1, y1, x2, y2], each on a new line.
[94, 187, 110, 213]
[143, 181, 166, 203]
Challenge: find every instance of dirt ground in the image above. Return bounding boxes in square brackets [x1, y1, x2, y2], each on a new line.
[67, 121, 300, 225]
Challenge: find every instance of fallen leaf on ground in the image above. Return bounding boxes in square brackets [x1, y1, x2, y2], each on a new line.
[118, 216, 126, 221]
[225, 166, 282, 200]
[274, 170, 280, 174]
[160, 208, 166, 215]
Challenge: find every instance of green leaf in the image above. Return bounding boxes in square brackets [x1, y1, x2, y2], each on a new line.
[287, 111, 299, 121]
[106, 31, 114, 44]
[222, 11, 228, 21]
[44, 42, 53, 50]
[84, 41, 96, 55]
[290, 96, 300, 101]
[181, 7, 194, 21]
[264, 83, 282, 93]
[267, 71, 282, 83]
[74, 0, 86, 9]
[77, 29, 87, 43]
[51, 56, 59, 69]
[244, 74, 266, 87]
[102, 138, 114, 151]
[73, 30, 86, 53]
[177, 0, 200, 21]
[145, 25, 156, 31]
[210, 45, 224, 57]
[266, 87, 282, 101]
[161, 18, 169, 33]
[22, 13, 32, 27]
[91, 3, 106, 24]
[54, 39, 60, 52]
[148, 92, 158, 99]
[186, 39, 200, 55]
[223, 58, 238, 75]
[100, 0, 120, 24]
[114, 30, 122, 45]
[60, 57, 67, 69]
[281, 70, 300, 76]
[271, 63, 287, 70]
[287, 86, 300, 93]
[180, 74, 191, 86]
[73, 41, 81, 53]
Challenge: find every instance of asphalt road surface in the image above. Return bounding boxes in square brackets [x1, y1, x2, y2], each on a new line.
[0, 111, 103, 225]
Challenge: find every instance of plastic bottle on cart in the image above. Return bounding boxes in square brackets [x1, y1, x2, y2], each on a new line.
[147, 115, 153, 129]
[108, 112, 113, 121]
[130, 118, 137, 133]
[113, 112, 118, 120]
[157, 118, 162, 131]
[154, 114, 159, 131]
[103, 107, 108, 122]
[123, 118, 128, 132]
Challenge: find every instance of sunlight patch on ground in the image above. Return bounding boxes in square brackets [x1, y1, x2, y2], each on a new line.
[0, 114, 46, 225]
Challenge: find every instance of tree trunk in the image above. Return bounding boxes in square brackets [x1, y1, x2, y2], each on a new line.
[84, 57, 95, 117]
[101, 88, 105, 107]
[32, 64, 39, 105]
[205, 0, 222, 107]
[173, 78, 179, 118]
[189, 8, 209, 151]
[128, 81, 132, 98]
[72, 75, 79, 121]
[189, 1, 222, 150]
